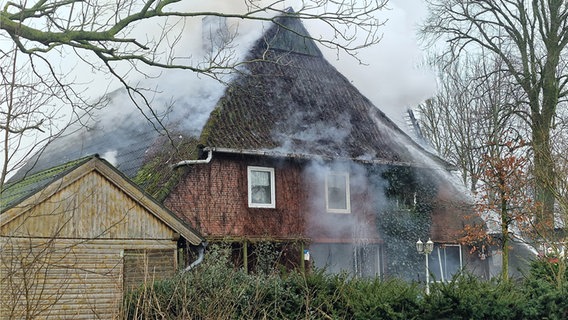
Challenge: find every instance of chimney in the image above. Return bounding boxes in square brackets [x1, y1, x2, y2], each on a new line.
[202, 16, 230, 53]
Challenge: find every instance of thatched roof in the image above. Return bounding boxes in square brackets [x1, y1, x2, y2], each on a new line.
[11, 12, 449, 189]
[200, 13, 445, 167]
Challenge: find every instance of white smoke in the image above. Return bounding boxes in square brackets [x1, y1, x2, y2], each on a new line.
[101, 150, 118, 166]
[305, 0, 436, 129]
[303, 160, 380, 241]
[77, 2, 280, 137]
[44, 1, 435, 144]
[71, 1, 435, 133]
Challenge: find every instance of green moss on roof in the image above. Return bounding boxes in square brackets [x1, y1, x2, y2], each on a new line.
[133, 135, 200, 202]
[199, 104, 223, 147]
[1, 156, 94, 212]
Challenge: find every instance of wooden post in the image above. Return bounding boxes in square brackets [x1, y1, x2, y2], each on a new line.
[243, 240, 248, 273]
[177, 247, 183, 271]
[300, 242, 305, 273]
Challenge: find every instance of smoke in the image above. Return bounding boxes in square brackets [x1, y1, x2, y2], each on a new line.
[305, 0, 437, 129]
[22, 0, 435, 158]
[101, 150, 118, 166]
[303, 160, 378, 241]
[71, 0, 435, 134]
[56, 2, 284, 158]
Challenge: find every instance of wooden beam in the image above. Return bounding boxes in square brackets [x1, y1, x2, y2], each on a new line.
[243, 240, 248, 274]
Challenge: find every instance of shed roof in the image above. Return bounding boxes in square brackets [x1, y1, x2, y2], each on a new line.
[1, 156, 93, 211]
[1, 155, 203, 245]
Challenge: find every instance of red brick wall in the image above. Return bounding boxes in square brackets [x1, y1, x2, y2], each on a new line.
[164, 153, 381, 242]
[164, 154, 306, 238]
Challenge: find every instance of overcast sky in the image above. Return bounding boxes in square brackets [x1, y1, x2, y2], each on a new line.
[318, 0, 436, 129]
[2, 0, 436, 177]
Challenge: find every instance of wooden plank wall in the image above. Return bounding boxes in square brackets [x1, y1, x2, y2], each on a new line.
[123, 249, 177, 291]
[2, 171, 175, 240]
[0, 237, 177, 319]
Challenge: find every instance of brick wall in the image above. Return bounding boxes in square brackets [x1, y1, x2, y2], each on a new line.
[164, 153, 381, 242]
[165, 154, 307, 239]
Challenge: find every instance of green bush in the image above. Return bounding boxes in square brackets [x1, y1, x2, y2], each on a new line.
[122, 247, 568, 320]
[422, 273, 526, 320]
[344, 277, 421, 320]
[521, 257, 568, 320]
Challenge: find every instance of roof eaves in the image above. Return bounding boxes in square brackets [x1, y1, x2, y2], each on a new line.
[205, 147, 443, 168]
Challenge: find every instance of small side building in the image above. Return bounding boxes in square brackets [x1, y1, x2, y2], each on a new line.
[0, 155, 202, 319]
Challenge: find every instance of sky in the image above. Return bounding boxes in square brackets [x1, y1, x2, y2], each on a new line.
[1, 0, 437, 178]
[65, 0, 436, 131]
[314, 0, 437, 128]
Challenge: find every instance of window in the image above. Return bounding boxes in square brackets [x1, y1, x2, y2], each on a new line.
[326, 172, 350, 213]
[248, 166, 275, 208]
[310, 243, 382, 278]
[428, 244, 462, 282]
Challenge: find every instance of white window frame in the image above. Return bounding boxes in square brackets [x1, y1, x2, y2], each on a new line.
[325, 172, 351, 213]
[247, 166, 276, 208]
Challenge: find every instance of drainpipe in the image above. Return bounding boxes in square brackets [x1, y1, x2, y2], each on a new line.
[185, 241, 207, 272]
[174, 148, 211, 272]
[173, 149, 213, 168]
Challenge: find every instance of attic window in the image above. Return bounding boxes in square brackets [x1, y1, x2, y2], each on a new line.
[248, 166, 276, 208]
[325, 172, 351, 213]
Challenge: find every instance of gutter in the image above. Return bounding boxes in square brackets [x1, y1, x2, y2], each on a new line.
[173, 149, 213, 168]
[207, 147, 437, 168]
[173, 146, 447, 170]
[185, 241, 207, 272]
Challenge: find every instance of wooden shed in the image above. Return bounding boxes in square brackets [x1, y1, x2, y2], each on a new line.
[0, 155, 202, 319]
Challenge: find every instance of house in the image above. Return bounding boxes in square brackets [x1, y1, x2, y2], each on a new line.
[0, 156, 203, 319]
[159, 14, 481, 279]
[9, 12, 484, 280]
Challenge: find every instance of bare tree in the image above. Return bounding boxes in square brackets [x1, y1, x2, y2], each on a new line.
[418, 53, 536, 278]
[0, 44, 102, 191]
[422, 0, 568, 231]
[418, 54, 486, 192]
[418, 54, 524, 192]
[0, 0, 388, 187]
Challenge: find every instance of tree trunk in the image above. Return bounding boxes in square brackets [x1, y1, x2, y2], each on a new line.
[531, 68, 558, 236]
[501, 185, 509, 280]
[531, 10, 561, 237]
[532, 125, 556, 234]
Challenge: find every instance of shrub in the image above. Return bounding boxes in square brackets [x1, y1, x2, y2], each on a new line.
[422, 273, 526, 320]
[122, 245, 568, 320]
[344, 277, 421, 320]
[521, 257, 568, 320]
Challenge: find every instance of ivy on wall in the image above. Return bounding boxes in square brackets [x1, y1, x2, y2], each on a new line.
[371, 165, 438, 281]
